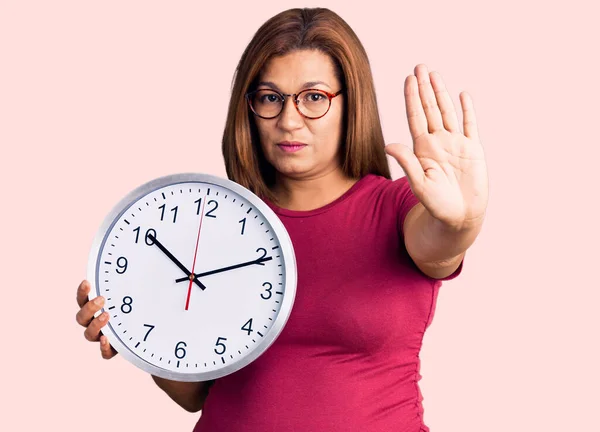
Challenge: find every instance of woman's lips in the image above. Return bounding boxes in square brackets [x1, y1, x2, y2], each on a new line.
[277, 142, 307, 153]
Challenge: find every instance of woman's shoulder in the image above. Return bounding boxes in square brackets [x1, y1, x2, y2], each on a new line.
[358, 173, 413, 198]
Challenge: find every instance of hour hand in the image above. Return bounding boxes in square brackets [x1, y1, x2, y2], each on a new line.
[146, 233, 206, 290]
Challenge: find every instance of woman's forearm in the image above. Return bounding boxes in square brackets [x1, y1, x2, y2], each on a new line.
[151, 375, 214, 413]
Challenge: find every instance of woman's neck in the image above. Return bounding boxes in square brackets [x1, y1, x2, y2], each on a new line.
[271, 168, 358, 211]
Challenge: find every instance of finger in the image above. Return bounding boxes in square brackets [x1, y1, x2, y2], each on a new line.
[76, 295, 104, 327]
[84, 311, 109, 342]
[76, 280, 91, 308]
[460, 91, 480, 140]
[405, 75, 428, 140]
[100, 335, 118, 359]
[385, 144, 425, 194]
[414, 64, 444, 133]
[430, 71, 460, 133]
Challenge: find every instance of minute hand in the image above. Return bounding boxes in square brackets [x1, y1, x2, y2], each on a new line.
[174, 256, 273, 283]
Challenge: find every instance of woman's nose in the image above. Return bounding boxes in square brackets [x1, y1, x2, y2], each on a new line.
[277, 97, 304, 130]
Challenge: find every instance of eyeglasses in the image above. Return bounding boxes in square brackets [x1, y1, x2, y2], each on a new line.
[245, 88, 343, 120]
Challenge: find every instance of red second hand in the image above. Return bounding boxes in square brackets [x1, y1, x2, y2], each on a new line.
[185, 195, 207, 311]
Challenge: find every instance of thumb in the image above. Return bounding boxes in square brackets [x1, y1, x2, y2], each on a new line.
[384, 143, 423, 188]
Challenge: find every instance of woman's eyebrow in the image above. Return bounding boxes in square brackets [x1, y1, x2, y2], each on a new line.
[257, 80, 331, 91]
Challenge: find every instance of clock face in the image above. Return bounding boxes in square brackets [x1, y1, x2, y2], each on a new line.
[87, 173, 296, 382]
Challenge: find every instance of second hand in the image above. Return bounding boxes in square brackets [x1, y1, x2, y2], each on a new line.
[186, 194, 207, 311]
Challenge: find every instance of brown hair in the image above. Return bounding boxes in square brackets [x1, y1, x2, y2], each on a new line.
[222, 7, 391, 203]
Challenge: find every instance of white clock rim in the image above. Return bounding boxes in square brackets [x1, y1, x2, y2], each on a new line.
[86, 172, 297, 382]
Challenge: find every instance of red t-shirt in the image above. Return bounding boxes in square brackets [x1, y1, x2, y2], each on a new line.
[193, 173, 463, 432]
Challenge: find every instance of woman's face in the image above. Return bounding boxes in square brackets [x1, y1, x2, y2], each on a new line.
[253, 49, 344, 181]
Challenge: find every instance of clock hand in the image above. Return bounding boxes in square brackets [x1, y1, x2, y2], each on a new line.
[174, 256, 273, 283]
[146, 233, 206, 291]
[185, 196, 207, 311]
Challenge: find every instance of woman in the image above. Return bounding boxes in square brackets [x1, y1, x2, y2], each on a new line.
[76, 7, 488, 431]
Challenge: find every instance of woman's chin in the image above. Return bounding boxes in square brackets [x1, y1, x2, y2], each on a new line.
[273, 161, 315, 178]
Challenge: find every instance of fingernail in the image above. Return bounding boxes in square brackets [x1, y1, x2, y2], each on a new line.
[99, 312, 107, 321]
[94, 297, 104, 305]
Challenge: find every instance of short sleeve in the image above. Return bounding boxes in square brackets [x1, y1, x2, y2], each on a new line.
[393, 176, 421, 239]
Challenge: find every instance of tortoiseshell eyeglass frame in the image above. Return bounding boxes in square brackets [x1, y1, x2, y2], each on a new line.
[245, 88, 344, 120]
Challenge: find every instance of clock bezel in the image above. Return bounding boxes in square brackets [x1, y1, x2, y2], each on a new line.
[86, 172, 297, 382]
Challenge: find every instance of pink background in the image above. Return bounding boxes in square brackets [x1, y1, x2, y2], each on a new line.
[1, 0, 598, 430]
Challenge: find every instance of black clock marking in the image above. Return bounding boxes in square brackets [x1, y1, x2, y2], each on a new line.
[135, 342, 140, 348]
[257, 332, 264, 337]
[124, 219, 130, 225]
[161, 192, 166, 199]
[246, 208, 252, 214]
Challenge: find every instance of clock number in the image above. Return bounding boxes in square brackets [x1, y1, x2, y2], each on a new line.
[205, 200, 218, 218]
[239, 218, 246, 235]
[116, 257, 128, 274]
[175, 341, 187, 359]
[158, 204, 178, 223]
[241, 319, 254, 335]
[257, 248, 267, 259]
[134, 227, 156, 245]
[143, 324, 155, 341]
[145, 229, 157, 246]
[214, 337, 227, 355]
[194, 198, 202, 215]
[261, 282, 273, 300]
[121, 296, 133, 314]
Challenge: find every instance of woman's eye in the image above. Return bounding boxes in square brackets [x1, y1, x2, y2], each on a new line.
[260, 94, 281, 104]
[304, 92, 325, 102]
